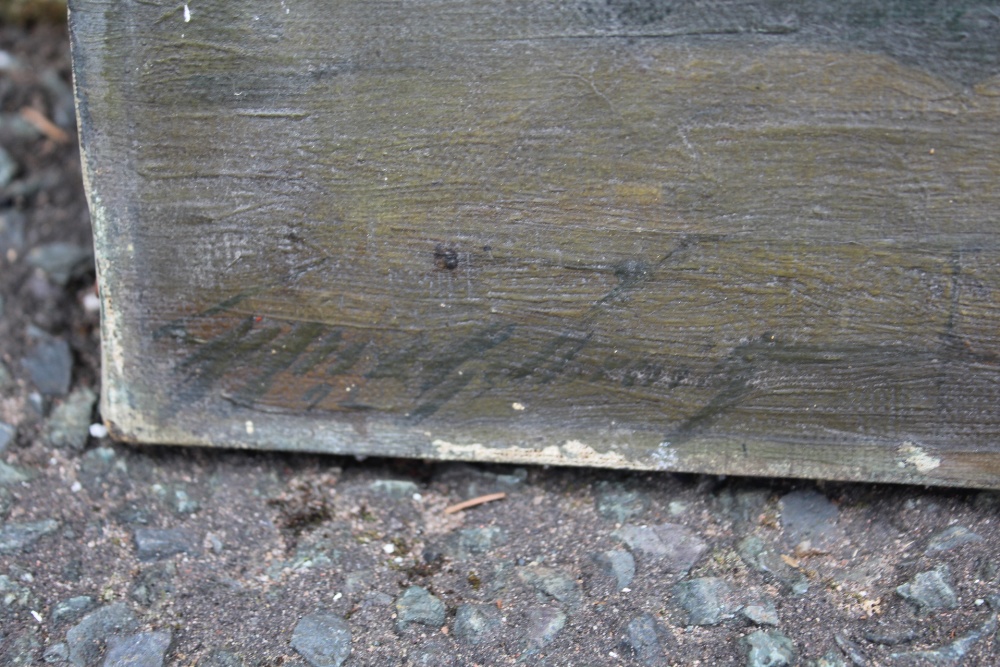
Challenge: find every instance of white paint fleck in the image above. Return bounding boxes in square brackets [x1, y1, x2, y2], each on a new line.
[333, 592, 342, 601]
[652, 441, 678, 470]
[899, 442, 940, 473]
[89, 423, 109, 438]
[431, 438, 632, 467]
[31, 610, 43, 623]
[183, 3, 191, 22]
[245, 420, 254, 435]
[511, 402, 526, 411]
[382, 543, 395, 554]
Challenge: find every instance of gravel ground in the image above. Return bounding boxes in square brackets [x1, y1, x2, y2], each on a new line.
[1, 22, 999, 667]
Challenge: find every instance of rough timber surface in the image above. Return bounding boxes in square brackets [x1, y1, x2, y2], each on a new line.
[70, 0, 1000, 488]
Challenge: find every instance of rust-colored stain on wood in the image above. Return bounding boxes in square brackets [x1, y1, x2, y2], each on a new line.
[70, 0, 1000, 488]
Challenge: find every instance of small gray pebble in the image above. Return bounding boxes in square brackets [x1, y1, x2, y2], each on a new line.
[779, 489, 842, 550]
[737, 536, 809, 596]
[453, 603, 502, 644]
[395, 586, 445, 631]
[0, 487, 11, 519]
[408, 637, 457, 667]
[517, 566, 582, 607]
[43, 642, 70, 664]
[924, 526, 984, 555]
[595, 481, 649, 523]
[624, 613, 666, 666]
[743, 630, 796, 667]
[0, 518, 59, 553]
[134, 528, 200, 561]
[46, 386, 98, 451]
[21, 327, 72, 396]
[438, 526, 506, 560]
[0, 460, 30, 486]
[66, 603, 139, 667]
[741, 602, 780, 627]
[291, 611, 352, 667]
[368, 479, 419, 499]
[0, 360, 13, 390]
[0, 574, 32, 607]
[0, 421, 14, 452]
[103, 630, 172, 667]
[522, 606, 566, 648]
[196, 648, 246, 667]
[890, 613, 997, 665]
[592, 549, 635, 590]
[0, 209, 27, 257]
[808, 650, 847, 667]
[614, 523, 707, 575]
[675, 577, 738, 626]
[834, 632, 868, 665]
[5, 629, 40, 665]
[896, 566, 958, 612]
[0, 146, 18, 188]
[52, 596, 95, 623]
[25, 242, 92, 286]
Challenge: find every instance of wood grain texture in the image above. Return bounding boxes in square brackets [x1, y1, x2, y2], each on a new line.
[70, 0, 1000, 487]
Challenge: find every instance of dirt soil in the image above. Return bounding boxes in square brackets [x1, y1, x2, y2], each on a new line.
[1, 22, 999, 667]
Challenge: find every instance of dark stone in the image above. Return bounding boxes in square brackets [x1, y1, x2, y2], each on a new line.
[453, 603, 502, 644]
[21, 327, 72, 396]
[395, 586, 445, 632]
[675, 577, 739, 626]
[624, 613, 666, 666]
[743, 630, 796, 667]
[291, 611, 352, 667]
[614, 523, 707, 575]
[0, 519, 59, 553]
[779, 489, 842, 550]
[103, 631, 173, 667]
[134, 529, 199, 561]
[66, 603, 139, 667]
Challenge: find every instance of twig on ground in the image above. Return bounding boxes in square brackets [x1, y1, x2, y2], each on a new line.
[443, 492, 506, 515]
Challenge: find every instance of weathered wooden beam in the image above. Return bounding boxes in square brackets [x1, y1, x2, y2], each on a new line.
[70, 0, 1000, 488]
